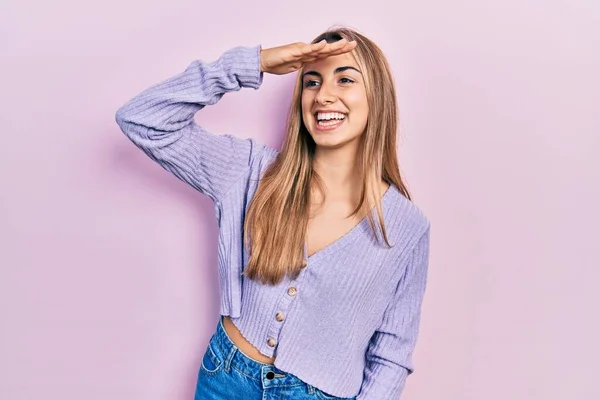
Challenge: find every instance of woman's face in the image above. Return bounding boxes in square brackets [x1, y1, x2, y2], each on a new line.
[301, 51, 369, 151]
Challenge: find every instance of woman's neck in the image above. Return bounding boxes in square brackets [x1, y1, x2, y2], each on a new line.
[312, 145, 389, 205]
[313, 147, 361, 201]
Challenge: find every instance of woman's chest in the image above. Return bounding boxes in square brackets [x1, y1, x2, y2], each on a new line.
[306, 212, 364, 258]
[305, 196, 369, 258]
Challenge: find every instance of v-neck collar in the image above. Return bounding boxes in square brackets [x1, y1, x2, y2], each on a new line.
[303, 184, 397, 266]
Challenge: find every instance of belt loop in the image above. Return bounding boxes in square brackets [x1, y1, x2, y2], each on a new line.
[306, 384, 315, 394]
[223, 344, 237, 374]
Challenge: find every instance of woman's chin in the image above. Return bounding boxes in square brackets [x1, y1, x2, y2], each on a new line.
[306, 125, 363, 150]
[312, 135, 360, 150]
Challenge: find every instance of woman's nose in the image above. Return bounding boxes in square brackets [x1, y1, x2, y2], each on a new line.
[315, 85, 337, 105]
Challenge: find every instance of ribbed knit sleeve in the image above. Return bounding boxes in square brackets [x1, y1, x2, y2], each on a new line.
[114, 45, 267, 204]
[357, 226, 431, 399]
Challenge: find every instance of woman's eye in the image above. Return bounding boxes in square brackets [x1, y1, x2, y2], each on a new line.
[340, 77, 354, 84]
[304, 80, 320, 87]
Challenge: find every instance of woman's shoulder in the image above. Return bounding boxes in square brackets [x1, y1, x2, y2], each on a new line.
[245, 137, 279, 164]
[386, 184, 430, 244]
[242, 139, 279, 183]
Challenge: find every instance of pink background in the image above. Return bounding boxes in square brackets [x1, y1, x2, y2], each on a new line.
[1, 1, 599, 399]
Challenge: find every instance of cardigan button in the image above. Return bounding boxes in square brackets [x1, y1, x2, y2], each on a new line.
[275, 312, 285, 322]
[267, 338, 277, 347]
[287, 287, 297, 296]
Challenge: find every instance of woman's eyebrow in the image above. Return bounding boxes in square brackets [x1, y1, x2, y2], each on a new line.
[334, 66, 362, 74]
[302, 66, 362, 79]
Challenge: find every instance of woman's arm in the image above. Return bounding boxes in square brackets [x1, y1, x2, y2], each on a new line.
[115, 45, 267, 204]
[114, 39, 357, 204]
[357, 226, 431, 399]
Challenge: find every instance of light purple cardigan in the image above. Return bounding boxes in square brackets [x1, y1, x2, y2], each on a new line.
[115, 45, 430, 399]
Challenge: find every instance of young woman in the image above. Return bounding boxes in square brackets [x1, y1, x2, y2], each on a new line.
[116, 27, 431, 400]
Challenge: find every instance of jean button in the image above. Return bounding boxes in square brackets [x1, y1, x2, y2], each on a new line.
[266, 371, 275, 380]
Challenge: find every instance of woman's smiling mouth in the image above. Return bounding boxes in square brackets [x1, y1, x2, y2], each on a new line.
[314, 111, 347, 131]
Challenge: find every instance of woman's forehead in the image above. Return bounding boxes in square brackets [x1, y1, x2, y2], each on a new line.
[303, 52, 359, 73]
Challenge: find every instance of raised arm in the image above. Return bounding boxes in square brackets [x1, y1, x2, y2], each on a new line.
[114, 39, 359, 204]
[114, 45, 267, 204]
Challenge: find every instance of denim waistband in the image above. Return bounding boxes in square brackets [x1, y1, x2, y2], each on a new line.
[210, 316, 317, 393]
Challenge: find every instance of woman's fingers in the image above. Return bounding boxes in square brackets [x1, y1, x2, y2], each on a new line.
[302, 39, 356, 57]
[268, 39, 358, 72]
[310, 40, 328, 51]
[322, 43, 357, 56]
[298, 39, 357, 63]
[315, 40, 356, 57]
[299, 41, 325, 56]
[301, 57, 319, 64]
[311, 39, 344, 54]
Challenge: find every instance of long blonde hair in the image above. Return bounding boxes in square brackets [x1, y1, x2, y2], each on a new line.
[243, 27, 412, 285]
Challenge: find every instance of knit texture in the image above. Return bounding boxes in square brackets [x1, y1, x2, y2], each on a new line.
[115, 45, 431, 399]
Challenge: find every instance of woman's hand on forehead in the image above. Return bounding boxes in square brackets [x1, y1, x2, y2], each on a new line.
[260, 39, 357, 75]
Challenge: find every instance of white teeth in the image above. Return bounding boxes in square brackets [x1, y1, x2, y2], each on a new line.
[318, 119, 344, 127]
[316, 112, 346, 121]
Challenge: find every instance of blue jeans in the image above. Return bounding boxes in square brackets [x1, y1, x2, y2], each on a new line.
[193, 316, 357, 400]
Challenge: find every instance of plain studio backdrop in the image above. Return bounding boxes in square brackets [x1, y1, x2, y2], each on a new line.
[1, 1, 598, 399]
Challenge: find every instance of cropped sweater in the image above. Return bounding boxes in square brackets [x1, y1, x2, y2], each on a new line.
[115, 45, 431, 399]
